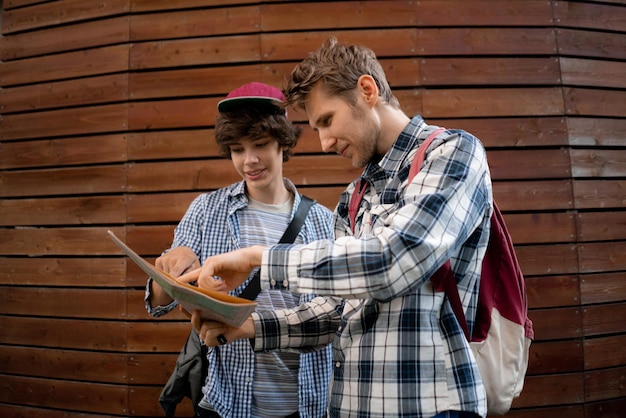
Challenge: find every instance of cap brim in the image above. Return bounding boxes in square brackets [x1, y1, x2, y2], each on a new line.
[217, 96, 284, 113]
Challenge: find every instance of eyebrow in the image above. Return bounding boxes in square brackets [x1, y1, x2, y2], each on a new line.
[311, 111, 332, 131]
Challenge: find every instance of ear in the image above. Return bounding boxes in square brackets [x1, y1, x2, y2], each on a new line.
[357, 75, 379, 107]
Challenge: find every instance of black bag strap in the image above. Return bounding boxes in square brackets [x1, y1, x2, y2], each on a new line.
[239, 195, 315, 301]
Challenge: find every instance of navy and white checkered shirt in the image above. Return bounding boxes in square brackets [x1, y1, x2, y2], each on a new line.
[253, 116, 491, 418]
[145, 179, 334, 418]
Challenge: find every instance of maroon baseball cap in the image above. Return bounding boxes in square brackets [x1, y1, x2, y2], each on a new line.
[217, 82, 286, 113]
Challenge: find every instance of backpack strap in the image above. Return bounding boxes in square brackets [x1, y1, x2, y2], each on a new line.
[348, 127, 447, 234]
[239, 195, 315, 301]
[408, 127, 447, 182]
[408, 127, 472, 340]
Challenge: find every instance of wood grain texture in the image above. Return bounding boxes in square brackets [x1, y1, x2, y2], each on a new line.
[1, 1, 624, 416]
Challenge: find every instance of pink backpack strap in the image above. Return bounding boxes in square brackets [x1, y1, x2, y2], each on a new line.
[408, 127, 447, 183]
[349, 126, 446, 234]
[408, 127, 472, 339]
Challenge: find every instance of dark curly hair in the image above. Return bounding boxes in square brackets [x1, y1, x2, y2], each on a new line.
[215, 106, 302, 161]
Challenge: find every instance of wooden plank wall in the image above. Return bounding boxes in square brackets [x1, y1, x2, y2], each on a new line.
[0, 0, 625, 417]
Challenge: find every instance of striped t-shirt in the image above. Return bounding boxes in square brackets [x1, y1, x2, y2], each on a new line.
[240, 197, 301, 417]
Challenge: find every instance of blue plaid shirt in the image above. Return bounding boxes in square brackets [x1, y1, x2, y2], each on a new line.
[145, 179, 334, 418]
[253, 116, 491, 418]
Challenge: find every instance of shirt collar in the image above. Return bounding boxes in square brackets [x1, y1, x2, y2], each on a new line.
[227, 178, 300, 217]
[361, 115, 427, 187]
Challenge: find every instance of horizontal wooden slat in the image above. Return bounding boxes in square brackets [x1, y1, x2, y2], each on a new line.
[505, 212, 575, 244]
[0, 257, 126, 287]
[128, 260, 163, 287]
[584, 366, 626, 402]
[0, 287, 128, 319]
[418, 27, 558, 56]
[584, 334, 626, 370]
[571, 149, 626, 178]
[130, 5, 260, 41]
[0, 195, 126, 226]
[127, 129, 219, 159]
[129, 384, 195, 417]
[0, 44, 130, 87]
[129, 98, 217, 130]
[0, 376, 194, 418]
[557, 28, 626, 60]
[130, 34, 261, 70]
[584, 397, 626, 418]
[0, 103, 129, 141]
[567, 117, 626, 147]
[577, 211, 626, 242]
[0, 403, 113, 418]
[573, 179, 626, 209]
[0, 165, 126, 197]
[0, 74, 129, 114]
[0, 134, 127, 169]
[560, 57, 626, 89]
[578, 241, 626, 273]
[261, 28, 558, 62]
[420, 57, 561, 86]
[582, 302, 626, 336]
[428, 117, 569, 148]
[0, 346, 130, 383]
[4, 0, 50, 11]
[487, 149, 571, 180]
[0, 345, 183, 385]
[127, 321, 192, 352]
[262, 29, 418, 62]
[510, 373, 584, 408]
[261, 1, 417, 31]
[126, 191, 200, 224]
[529, 307, 583, 341]
[0, 316, 128, 350]
[0, 315, 190, 353]
[131, 0, 258, 13]
[129, 64, 262, 99]
[526, 340, 583, 375]
[492, 180, 573, 212]
[526, 275, 580, 309]
[1, 0, 130, 34]
[580, 272, 626, 305]
[565, 87, 626, 118]
[412, 0, 555, 27]
[0, 227, 125, 256]
[125, 225, 177, 256]
[0, 16, 130, 61]
[422, 87, 564, 118]
[0, 375, 128, 415]
[554, 1, 626, 32]
[504, 405, 584, 418]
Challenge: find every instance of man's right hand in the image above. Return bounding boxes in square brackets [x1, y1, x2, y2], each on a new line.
[178, 246, 266, 292]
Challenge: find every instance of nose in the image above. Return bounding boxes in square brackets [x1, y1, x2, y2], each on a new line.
[244, 149, 259, 164]
[318, 129, 336, 153]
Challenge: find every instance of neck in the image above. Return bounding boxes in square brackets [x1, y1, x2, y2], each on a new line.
[246, 180, 292, 205]
[376, 105, 411, 156]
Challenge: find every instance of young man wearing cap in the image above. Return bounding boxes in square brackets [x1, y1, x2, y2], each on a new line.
[145, 82, 335, 418]
[185, 37, 491, 418]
